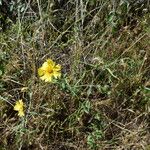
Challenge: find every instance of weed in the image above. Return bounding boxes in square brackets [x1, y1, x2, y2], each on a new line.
[0, 0, 149, 149]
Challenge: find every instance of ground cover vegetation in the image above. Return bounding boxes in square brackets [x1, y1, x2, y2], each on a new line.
[0, 0, 150, 149]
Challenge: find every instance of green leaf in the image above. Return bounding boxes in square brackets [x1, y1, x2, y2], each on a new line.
[0, 70, 3, 76]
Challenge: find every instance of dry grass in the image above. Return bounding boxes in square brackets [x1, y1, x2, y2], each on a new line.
[0, 0, 150, 149]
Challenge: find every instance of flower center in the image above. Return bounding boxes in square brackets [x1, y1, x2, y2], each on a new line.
[47, 68, 53, 73]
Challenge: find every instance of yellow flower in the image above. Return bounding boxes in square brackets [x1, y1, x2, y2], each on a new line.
[14, 99, 25, 117]
[38, 59, 61, 82]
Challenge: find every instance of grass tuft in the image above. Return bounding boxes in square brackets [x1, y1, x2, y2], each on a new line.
[0, 0, 150, 149]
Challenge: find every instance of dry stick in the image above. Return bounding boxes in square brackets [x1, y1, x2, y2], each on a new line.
[103, 33, 147, 69]
[41, 27, 72, 60]
[37, 0, 43, 21]
[0, 95, 13, 106]
[42, 4, 105, 60]
[120, 33, 147, 56]
[21, 0, 32, 23]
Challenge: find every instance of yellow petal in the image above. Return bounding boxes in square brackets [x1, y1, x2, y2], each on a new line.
[46, 59, 55, 67]
[14, 100, 25, 117]
[45, 76, 53, 82]
[18, 99, 24, 105]
[54, 64, 61, 71]
[40, 73, 53, 82]
[53, 71, 61, 79]
[14, 100, 23, 111]
[18, 110, 25, 117]
[38, 68, 44, 76]
[14, 104, 20, 111]
[41, 62, 49, 70]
